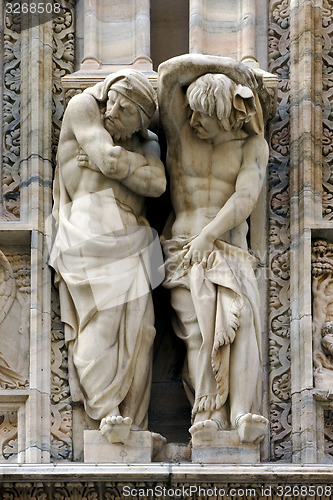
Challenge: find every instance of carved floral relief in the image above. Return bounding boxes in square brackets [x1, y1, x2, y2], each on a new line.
[268, 0, 292, 461]
[2, 7, 21, 219]
[50, 0, 75, 461]
[0, 251, 29, 391]
[322, 0, 333, 219]
[0, 411, 18, 463]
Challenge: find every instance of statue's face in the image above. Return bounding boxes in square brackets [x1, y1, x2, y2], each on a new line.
[189, 109, 221, 143]
[104, 90, 141, 140]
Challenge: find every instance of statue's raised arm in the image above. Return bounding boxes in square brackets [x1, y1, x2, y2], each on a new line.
[159, 54, 271, 450]
[158, 54, 258, 140]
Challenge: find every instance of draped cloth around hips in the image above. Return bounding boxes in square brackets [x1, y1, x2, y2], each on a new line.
[162, 236, 261, 418]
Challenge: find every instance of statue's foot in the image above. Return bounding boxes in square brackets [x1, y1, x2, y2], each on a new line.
[235, 413, 268, 443]
[189, 419, 224, 442]
[151, 432, 167, 459]
[100, 415, 132, 444]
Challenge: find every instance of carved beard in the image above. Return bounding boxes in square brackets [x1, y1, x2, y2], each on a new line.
[104, 112, 140, 142]
[104, 114, 125, 141]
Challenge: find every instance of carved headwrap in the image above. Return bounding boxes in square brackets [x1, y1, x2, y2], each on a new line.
[84, 69, 156, 119]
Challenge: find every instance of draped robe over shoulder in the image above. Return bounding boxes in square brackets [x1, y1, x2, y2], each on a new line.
[50, 165, 162, 427]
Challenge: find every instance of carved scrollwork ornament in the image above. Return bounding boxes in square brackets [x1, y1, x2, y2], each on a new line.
[50, 0, 75, 461]
[322, 0, 333, 219]
[2, 7, 21, 219]
[268, 0, 291, 461]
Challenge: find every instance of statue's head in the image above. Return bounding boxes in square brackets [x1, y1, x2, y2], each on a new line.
[186, 73, 256, 141]
[103, 90, 142, 141]
[84, 69, 156, 141]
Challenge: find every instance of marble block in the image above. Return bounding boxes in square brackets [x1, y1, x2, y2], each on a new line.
[191, 430, 260, 464]
[84, 430, 153, 463]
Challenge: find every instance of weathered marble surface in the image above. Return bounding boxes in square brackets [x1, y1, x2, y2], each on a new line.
[79, 0, 152, 72]
[84, 429, 153, 463]
[50, 69, 166, 450]
[158, 54, 271, 450]
[1, 0, 333, 472]
[191, 429, 260, 464]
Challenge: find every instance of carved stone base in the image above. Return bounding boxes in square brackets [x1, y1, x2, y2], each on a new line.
[84, 430, 153, 463]
[191, 430, 260, 464]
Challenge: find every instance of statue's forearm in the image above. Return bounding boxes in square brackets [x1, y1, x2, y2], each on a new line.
[158, 54, 256, 92]
[201, 191, 258, 242]
[122, 164, 166, 198]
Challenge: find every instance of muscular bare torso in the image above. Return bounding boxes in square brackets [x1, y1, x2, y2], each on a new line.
[58, 115, 146, 230]
[169, 125, 248, 239]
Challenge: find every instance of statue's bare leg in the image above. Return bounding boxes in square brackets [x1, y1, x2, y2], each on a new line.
[100, 410, 132, 444]
[229, 297, 268, 442]
[170, 288, 202, 388]
[171, 288, 228, 438]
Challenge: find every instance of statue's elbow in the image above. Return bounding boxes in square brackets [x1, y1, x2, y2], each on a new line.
[151, 176, 167, 197]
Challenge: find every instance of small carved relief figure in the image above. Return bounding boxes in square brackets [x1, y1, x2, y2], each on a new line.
[312, 240, 333, 391]
[158, 54, 269, 443]
[0, 251, 29, 389]
[50, 70, 166, 444]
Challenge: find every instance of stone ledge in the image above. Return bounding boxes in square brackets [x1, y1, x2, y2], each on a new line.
[0, 464, 332, 483]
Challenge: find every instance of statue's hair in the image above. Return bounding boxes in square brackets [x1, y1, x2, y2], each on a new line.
[186, 73, 240, 131]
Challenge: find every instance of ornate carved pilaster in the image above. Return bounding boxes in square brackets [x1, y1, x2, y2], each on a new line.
[322, 0, 333, 219]
[2, 5, 21, 220]
[268, 0, 292, 462]
[288, 0, 328, 464]
[50, 0, 75, 462]
[51, 287, 72, 461]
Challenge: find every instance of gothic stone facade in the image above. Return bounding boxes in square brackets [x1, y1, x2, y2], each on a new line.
[0, 0, 332, 497]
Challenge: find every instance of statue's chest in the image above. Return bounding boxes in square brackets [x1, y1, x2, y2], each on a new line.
[180, 132, 243, 183]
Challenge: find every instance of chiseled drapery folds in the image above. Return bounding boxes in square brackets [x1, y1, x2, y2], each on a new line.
[50, 181, 163, 426]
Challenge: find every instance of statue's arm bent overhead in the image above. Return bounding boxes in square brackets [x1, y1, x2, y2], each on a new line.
[158, 54, 258, 139]
[159, 54, 257, 91]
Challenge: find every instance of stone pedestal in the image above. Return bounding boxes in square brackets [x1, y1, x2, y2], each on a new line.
[84, 430, 153, 463]
[191, 430, 260, 464]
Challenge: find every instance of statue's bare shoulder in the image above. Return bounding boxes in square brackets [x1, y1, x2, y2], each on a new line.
[62, 93, 103, 134]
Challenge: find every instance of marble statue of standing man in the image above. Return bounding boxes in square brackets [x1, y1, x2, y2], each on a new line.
[158, 54, 269, 443]
[50, 70, 166, 444]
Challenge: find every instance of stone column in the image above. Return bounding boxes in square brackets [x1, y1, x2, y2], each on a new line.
[82, 0, 99, 68]
[78, 0, 152, 74]
[20, 14, 54, 464]
[240, 0, 257, 65]
[189, 0, 241, 59]
[189, 0, 267, 68]
[289, 0, 326, 463]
